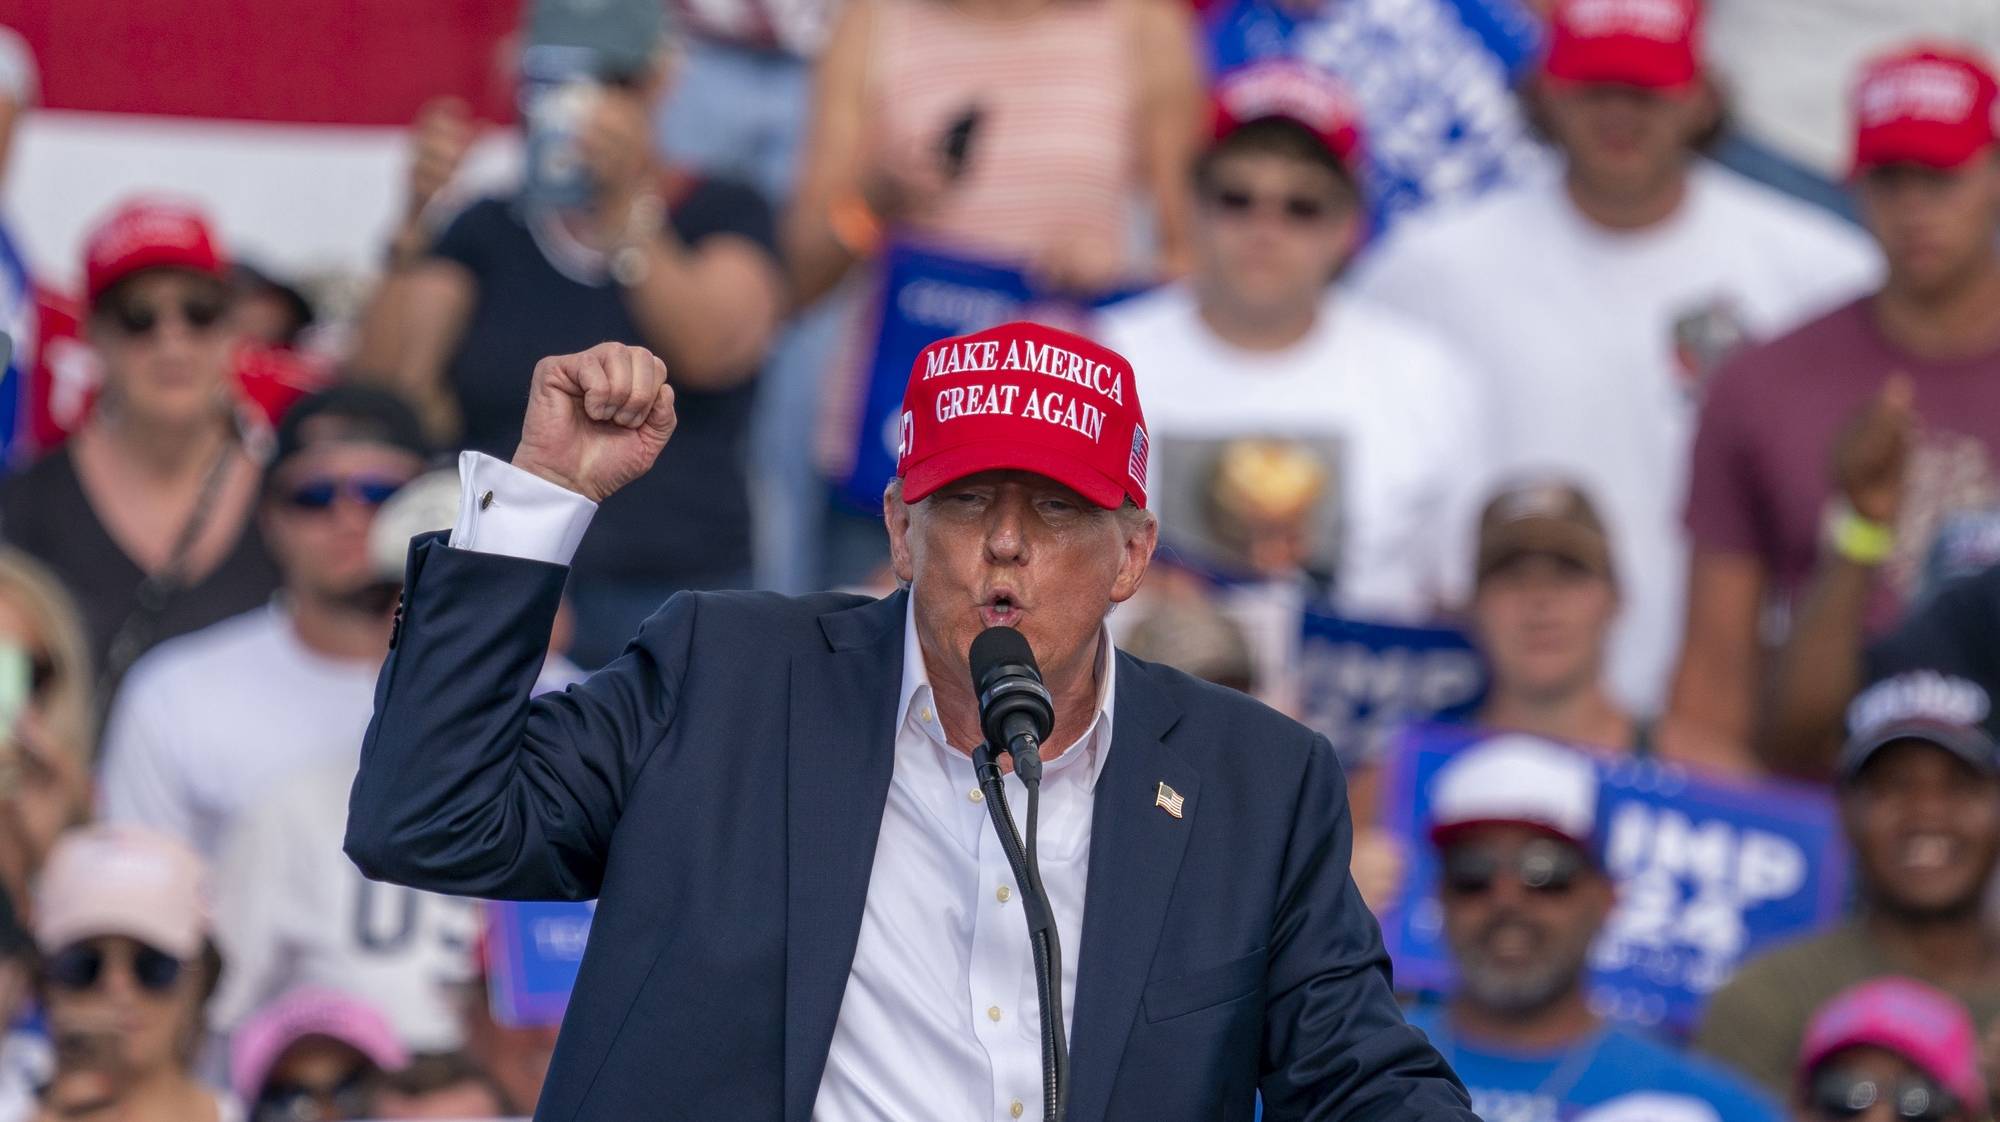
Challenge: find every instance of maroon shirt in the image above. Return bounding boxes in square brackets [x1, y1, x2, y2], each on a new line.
[1686, 297, 2000, 630]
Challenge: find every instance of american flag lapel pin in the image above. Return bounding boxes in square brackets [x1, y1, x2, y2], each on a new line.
[1154, 781, 1185, 819]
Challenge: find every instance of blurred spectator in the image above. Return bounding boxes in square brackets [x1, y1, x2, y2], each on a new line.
[448, 972, 556, 1116]
[0, 892, 40, 1122]
[1352, 0, 1879, 725]
[1468, 479, 1702, 764]
[1706, 1, 2000, 221]
[231, 988, 406, 1122]
[1120, 589, 1255, 694]
[1099, 61, 1487, 623]
[1204, 0, 1553, 230]
[787, 0, 1202, 305]
[0, 199, 280, 695]
[227, 265, 314, 353]
[373, 3, 785, 667]
[1793, 978, 1987, 1122]
[1403, 737, 1784, 1121]
[97, 386, 427, 860]
[1683, 46, 2000, 774]
[370, 1052, 514, 1120]
[0, 550, 94, 921]
[23, 825, 234, 1122]
[1697, 669, 2000, 1097]
[654, 0, 834, 204]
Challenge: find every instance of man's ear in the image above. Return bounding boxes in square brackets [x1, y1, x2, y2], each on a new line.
[1109, 513, 1158, 605]
[884, 483, 916, 585]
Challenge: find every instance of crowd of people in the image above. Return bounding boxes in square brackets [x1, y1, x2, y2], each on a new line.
[0, 0, 1999, 1117]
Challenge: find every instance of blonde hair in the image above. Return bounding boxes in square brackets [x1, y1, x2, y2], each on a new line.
[0, 548, 96, 764]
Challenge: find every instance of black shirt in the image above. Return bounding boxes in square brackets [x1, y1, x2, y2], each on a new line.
[434, 182, 777, 586]
[0, 445, 281, 689]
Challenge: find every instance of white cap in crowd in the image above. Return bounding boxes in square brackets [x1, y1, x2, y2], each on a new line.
[34, 823, 210, 960]
[1426, 734, 1599, 851]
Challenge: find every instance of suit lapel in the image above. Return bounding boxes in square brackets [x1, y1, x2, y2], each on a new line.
[783, 590, 906, 1122]
[1066, 655, 1195, 1122]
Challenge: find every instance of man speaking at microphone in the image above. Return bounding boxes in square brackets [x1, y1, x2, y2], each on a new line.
[345, 322, 1473, 1121]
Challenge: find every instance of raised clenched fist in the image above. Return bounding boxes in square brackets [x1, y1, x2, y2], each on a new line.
[512, 343, 676, 503]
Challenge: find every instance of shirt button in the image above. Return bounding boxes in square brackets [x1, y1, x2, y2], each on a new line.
[987, 1005, 1002, 1022]
[1010, 1101, 1024, 1118]
[969, 788, 984, 803]
[920, 706, 934, 723]
[996, 884, 1011, 904]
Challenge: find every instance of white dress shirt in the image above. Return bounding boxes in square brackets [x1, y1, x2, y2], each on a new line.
[450, 451, 1116, 1122]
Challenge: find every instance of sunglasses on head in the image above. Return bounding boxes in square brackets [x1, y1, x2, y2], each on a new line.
[1810, 1070, 1960, 1122]
[254, 1067, 379, 1122]
[283, 475, 406, 512]
[108, 293, 228, 338]
[1441, 839, 1587, 898]
[44, 940, 185, 994]
[1207, 186, 1331, 224]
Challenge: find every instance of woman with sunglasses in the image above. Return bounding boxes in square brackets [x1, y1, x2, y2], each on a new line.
[0, 550, 94, 926]
[1794, 978, 1987, 1122]
[230, 988, 406, 1122]
[20, 824, 234, 1122]
[0, 200, 279, 700]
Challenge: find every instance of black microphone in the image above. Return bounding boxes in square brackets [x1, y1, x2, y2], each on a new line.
[969, 626, 1054, 785]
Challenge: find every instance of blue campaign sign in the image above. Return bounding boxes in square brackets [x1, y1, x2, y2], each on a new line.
[1380, 724, 1849, 1032]
[485, 900, 596, 1028]
[834, 242, 1140, 512]
[1295, 606, 1486, 771]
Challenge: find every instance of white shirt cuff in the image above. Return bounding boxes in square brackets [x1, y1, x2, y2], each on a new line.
[448, 451, 597, 566]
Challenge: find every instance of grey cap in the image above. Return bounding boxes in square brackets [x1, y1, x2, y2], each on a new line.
[523, 0, 663, 77]
[1839, 669, 2000, 781]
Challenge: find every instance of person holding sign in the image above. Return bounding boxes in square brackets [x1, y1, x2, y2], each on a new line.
[1403, 737, 1783, 1122]
[345, 325, 1477, 1120]
[1698, 668, 2000, 1098]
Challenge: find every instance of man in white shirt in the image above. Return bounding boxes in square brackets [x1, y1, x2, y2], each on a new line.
[1101, 60, 1486, 624]
[345, 331, 1480, 1119]
[1352, 0, 1880, 721]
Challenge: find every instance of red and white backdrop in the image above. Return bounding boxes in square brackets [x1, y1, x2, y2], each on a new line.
[0, 0, 529, 291]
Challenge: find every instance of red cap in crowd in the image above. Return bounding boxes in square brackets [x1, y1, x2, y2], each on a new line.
[1542, 0, 1703, 92]
[897, 322, 1149, 510]
[1211, 60, 1365, 172]
[1850, 45, 2000, 176]
[83, 197, 227, 307]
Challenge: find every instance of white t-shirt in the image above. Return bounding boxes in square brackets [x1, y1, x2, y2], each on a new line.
[1098, 284, 1490, 622]
[1351, 162, 1882, 711]
[1706, 0, 2000, 176]
[208, 763, 482, 1052]
[99, 603, 383, 862]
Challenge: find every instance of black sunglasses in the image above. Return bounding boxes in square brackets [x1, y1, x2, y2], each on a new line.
[254, 1068, 379, 1122]
[109, 294, 228, 338]
[1442, 839, 1587, 898]
[44, 940, 186, 994]
[1810, 1070, 1960, 1122]
[1209, 186, 1330, 223]
[284, 475, 405, 512]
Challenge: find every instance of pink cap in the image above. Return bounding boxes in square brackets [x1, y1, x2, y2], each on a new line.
[230, 987, 409, 1105]
[82, 197, 227, 307]
[1211, 60, 1366, 172]
[34, 824, 209, 960]
[1543, 0, 1703, 92]
[1799, 977, 1985, 1109]
[1851, 45, 2000, 176]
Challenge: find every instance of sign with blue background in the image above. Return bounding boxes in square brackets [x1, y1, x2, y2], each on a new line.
[1296, 607, 1486, 771]
[1380, 724, 1849, 1031]
[485, 900, 596, 1028]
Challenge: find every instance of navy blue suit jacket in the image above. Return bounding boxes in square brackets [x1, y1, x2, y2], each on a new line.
[346, 535, 1474, 1121]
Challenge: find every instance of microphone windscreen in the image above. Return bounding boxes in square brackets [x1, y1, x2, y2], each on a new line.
[969, 626, 1040, 691]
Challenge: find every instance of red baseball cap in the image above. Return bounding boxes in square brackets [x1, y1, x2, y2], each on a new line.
[1543, 0, 1702, 92]
[1851, 46, 2000, 176]
[1211, 60, 1365, 172]
[83, 197, 227, 307]
[896, 322, 1149, 510]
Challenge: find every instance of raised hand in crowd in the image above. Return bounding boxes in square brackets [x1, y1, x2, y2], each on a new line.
[574, 84, 661, 237]
[395, 97, 476, 268]
[513, 343, 677, 502]
[1832, 373, 1917, 527]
